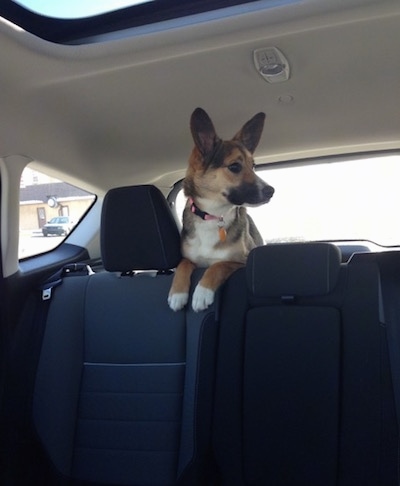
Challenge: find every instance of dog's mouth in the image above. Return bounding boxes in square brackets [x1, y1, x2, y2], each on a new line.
[225, 183, 274, 206]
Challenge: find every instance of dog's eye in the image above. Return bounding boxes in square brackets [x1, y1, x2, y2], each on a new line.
[228, 162, 242, 174]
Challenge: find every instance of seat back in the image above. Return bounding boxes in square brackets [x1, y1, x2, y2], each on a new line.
[213, 243, 396, 485]
[33, 185, 217, 485]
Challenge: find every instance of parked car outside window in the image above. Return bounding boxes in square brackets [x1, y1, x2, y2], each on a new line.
[42, 216, 74, 237]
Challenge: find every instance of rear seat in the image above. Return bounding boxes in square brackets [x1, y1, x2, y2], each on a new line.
[32, 185, 218, 485]
[213, 243, 398, 485]
[14, 187, 400, 485]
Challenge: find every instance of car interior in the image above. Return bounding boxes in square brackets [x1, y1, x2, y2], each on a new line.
[1, 0, 400, 484]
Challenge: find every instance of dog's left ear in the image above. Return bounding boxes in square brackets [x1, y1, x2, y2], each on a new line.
[233, 112, 266, 154]
[190, 108, 221, 157]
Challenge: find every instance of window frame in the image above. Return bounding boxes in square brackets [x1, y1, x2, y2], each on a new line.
[18, 167, 97, 261]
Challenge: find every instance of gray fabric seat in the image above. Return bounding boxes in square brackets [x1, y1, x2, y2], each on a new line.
[33, 185, 217, 485]
[213, 242, 397, 485]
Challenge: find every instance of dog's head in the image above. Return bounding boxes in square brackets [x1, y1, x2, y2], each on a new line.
[183, 108, 274, 207]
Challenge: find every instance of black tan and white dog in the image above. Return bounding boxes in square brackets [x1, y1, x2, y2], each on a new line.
[168, 108, 274, 312]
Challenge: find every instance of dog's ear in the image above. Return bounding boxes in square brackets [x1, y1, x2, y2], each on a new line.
[233, 112, 266, 154]
[190, 108, 220, 157]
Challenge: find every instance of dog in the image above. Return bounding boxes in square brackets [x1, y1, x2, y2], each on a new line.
[168, 107, 274, 312]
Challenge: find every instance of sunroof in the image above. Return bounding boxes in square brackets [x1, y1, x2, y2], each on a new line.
[14, 0, 153, 19]
[1, 0, 287, 44]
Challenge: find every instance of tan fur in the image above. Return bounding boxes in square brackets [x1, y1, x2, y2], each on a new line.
[169, 258, 196, 294]
[168, 108, 274, 312]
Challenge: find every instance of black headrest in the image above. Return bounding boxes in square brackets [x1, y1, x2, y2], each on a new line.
[247, 242, 341, 298]
[101, 185, 181, 272]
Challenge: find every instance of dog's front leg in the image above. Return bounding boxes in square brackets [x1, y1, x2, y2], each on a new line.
[168, 258, 196, 311]
[192, 261, 243, 312]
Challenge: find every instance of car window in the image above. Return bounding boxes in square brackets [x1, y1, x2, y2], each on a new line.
[173, 153, 400, 247]
[19, 166, 96, 259]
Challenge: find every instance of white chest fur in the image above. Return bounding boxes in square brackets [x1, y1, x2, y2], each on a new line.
[182, 216, 249, 267]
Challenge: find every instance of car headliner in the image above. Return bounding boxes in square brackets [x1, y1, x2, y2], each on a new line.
[0, 0, 399, 198]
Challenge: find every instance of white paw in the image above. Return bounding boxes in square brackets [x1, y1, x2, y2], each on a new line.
[192, 285, 215, 312]
[168, 292, 189, 311]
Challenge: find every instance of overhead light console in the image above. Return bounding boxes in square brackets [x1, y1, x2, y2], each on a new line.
[253, 47, 290, 83]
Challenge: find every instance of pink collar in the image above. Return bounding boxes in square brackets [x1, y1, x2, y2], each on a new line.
[188, 198, 227, 241]
[189, 198, 220, 221]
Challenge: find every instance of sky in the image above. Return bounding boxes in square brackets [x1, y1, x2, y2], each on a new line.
[14, 0, 151, 19]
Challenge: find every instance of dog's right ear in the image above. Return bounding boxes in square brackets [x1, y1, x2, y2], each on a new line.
[233, 112, 266, 154]
[190, 108, 220, 157]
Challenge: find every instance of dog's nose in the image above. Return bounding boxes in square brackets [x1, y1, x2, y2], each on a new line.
[263, 184, 275, 200]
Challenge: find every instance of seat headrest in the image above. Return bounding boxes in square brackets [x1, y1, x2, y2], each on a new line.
[101, 185, 181, 272]
[247, 242, 341, 298]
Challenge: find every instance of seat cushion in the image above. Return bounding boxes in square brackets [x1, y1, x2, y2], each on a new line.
[33, 273, 186, 485]
[243, 305, 340, 485]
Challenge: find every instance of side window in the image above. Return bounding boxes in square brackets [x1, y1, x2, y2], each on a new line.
[19, 166, 96, 259]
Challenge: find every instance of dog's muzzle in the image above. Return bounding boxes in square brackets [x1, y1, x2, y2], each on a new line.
[227, 181, 274, 206]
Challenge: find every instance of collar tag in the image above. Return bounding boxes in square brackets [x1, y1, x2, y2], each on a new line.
[218, 217, 227, 242]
